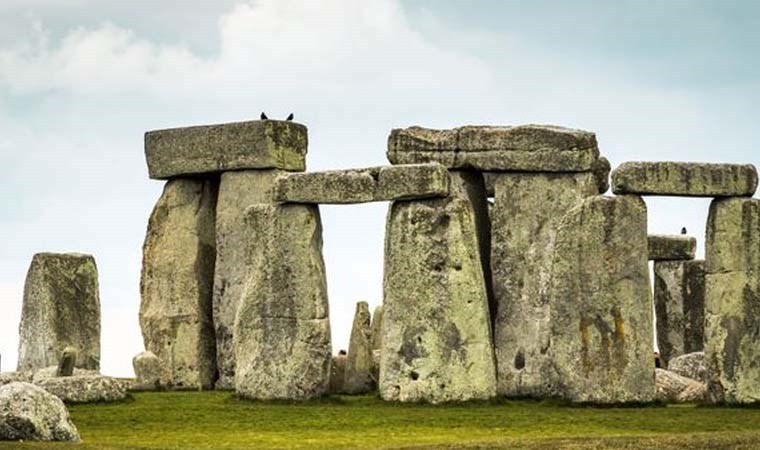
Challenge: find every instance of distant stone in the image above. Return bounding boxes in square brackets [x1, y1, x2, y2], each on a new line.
[140, 179, 217, 390]
[145, 120, 307, 179]
[655, 368, 706, 403]
[388, 125, 599, 172]
[329, 352, 347, 395]
[648, 235, 697, 261]
[132, 351, 161, 391]
[56, 347, 77, 377]
[593, 156, 611, 194]
[546, 195, 655, 403]
[17, 253, 101, 372]
[344, 302, 375, 394]
[611, 162, 758, 197]
[274, 164, 450, 204]
[668, 352, 707, 384]
[370, 305, 384, 352]
[0, 382, 80, 442]
[36, 375, 128, 403]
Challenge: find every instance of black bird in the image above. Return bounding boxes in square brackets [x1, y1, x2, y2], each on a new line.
[260, 112, 268, 120]
[286, 113, 294, 121]
[681, 227, 687, 235]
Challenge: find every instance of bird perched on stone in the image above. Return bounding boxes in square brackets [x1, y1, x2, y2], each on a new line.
[681, 227, 687, 235]
[260, 112, 268, 120]
[286, 113, 294, 121]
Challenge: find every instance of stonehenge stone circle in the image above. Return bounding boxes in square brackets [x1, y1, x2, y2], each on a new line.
[0, 382, 80, 442]
[140, 179, 217, 390]
[344, 302, 375, 394]
[611, 162, 758, 197]
[648, 234, 697, 261]
[18, 253, 101, 372]
[132, 351, 162, 391]
[546, 195, 655, 403]
[56, 347, 77, 377]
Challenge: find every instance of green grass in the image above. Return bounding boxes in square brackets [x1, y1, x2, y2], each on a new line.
[2, 392, 760, 449]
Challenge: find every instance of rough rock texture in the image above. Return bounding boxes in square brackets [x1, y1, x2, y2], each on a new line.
[593, 156, 611, 194]
[234, 204, 331, 400]
[654, 260, 705, 365]
[18, 253, 101, 372]
[611, 162, 758, 197]
[344, 302, 375, 394]
[380, 172, 496, 403]
[655, 368, 707, 403]
[140, 179, 218, 390]
[132, 351, 161, 391]
[0, 373, 33, 386]
[145, 120, 307, 179]
[213, 169, 282, 389]
[704, 197, 760, 404]
[668, 352, 707, 384]
[56, 347, 77, 377]
[274, 164, 450, 204]
[370, 305, 384, 352]
[491, 172, 598, 397]
[388, 125, 599, 172]
[648, 235, 697, 261]
[0, 382, 79, 442]
[37, 375, 128, 403]
[546, 195, 655, 403]
[31, 367, 98, 384]
[329, 352, 347, 395]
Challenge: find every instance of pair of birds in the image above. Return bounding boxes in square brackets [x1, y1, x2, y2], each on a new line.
[260, 112, 294, 121]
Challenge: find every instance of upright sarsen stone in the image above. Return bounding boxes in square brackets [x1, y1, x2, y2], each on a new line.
[234, 204, 331, 400]
[546, 195, 654, 403]
[18, 253, 101, 372]
[648, 235, 697, 261]
[344, 302, 374, 394]
[704, 198, 760, 404]
[140, 179, 217, 390]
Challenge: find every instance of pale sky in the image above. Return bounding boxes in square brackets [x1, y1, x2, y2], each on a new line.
[1, 0, 758, 376]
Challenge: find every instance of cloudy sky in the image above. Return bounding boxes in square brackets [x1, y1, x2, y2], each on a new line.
[1, 0, 758, 376]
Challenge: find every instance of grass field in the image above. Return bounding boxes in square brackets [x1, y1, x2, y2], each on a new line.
[1, 391, 759, 449]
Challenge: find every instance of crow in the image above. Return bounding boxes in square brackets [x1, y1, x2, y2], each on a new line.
[286, 113, 294, 121]
[260, 112, 268, 120]
[681, 227, 687, 235]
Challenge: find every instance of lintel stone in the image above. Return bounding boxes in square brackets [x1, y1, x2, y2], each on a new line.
[611, 162, 758, 197]
[648, 234, 697, 261]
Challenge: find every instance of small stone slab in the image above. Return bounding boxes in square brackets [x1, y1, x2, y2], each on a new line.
[273, 164, 449, 204]
[648, 234, 697, 260]
[145, 120, 307, 179]
[387, 125, 599, 172]
[611, 162, 758, 197]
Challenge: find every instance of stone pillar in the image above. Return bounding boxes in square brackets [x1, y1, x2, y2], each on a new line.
[234, 204, 331, 400]
[344, 302, 374, 394]
[546, 195, 655, 403]
[18, 253, 101, 372]
[380, 171, 496, 403]
[140, 179, 218, 389]
[704, 197, 760, 404]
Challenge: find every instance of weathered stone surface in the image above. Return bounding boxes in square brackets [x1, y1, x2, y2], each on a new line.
[37, 375, 128, 403]
[388, 125, 599, 172]
[344, 302, 375, 394]
[370, 305, 384, 352]
[329, 351, 347, 395]
[145, 120, 307, 179]
[31, 367, 97, 384]
[132, 351, 161, 391]
[0, 372, 33, 386]
[648, 235, 697, 261]
[213, 169, 282, 389]
[18, 253, 100, 372]
[655, 368, 706, 403]
[491, 172, 598, 397]
[593, 156, 611, 194]
[704, 197, 760, 404]
[380, 173, 496, 403]
[546, 195, 655, 403]
[0, 382, 79, 442]
[668, 352, 707, 384]
[274, 164, 450, 204]
[654, 260, 705, 365]
[611, 162, 758, 197]
[140, 179, 217, 390]
[56, 347, 77, 377]
[234, 204, 331, 400]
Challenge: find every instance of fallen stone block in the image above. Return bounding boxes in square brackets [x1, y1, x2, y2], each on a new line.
[0, 382, 80, 442]
[36, 375, 128, 404]
[388, 125, 599, 172]
[611, 162, 758, 197]
[31, 366, 98, 384]
[370, 305, 384, 352]
[655, 368, 706, 403]
[145, 120, 307, 179]
[344, 302, 375, 394]
[132, 351, 161, 391]
[648, 234, 697, 260]
[18, 253, 100, 372]
[668, 352, 707, 384]
[0, 372, 33, 387]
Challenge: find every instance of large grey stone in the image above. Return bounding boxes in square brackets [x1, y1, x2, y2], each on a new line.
[593, 156, 611, 194]
[344, 302, 375, 394]
[274, 164, 450, 204]
[140, 179, 217, 390]
[145, 120, 307, 179]
[388, 125, 599, 172]
[234, 204, 331, 400]
[654, 260, 705, 366]
[0, 382, 79, 442]
[36, 375, 128, 403]
[370, 305, 384, 352]
[213, 170, 283, 389]
[132, 351, 161, 391]
[648, 235, 697, 260]
[668, 352, 707, 384]
[17, 253, 100, 372]
[380, 172, 496, 403]
[546, 195, 655, 403]
[704, 197, 760, 404]
[655, 368, 706, 403]
[611, 162, 758, 197]
[491, 172, 598, 397]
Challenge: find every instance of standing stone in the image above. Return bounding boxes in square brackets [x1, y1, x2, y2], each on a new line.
[140, 179, 217, 390]
[329, 351, 347, 395]
[234, 204, 331, 400]
[344, 302, 374, 394]
[648, 234, 697, 261]
[213, 170, 283, 389]
[17, 253, 101, 372]
[132, 351, 161, 391]
[654, 260, 705, 366]
[0, 382, 80, 442]
[380, 172, 496, 403]
[704, 197, 760, 404]
[370, 305, 384, 351]
[56, 347, 77, 377]
[546, 195, 655, 403]
[491, 172, 598, 397]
